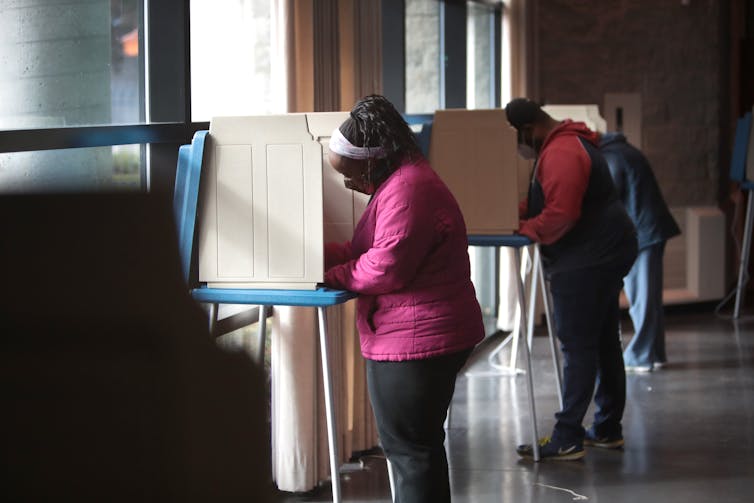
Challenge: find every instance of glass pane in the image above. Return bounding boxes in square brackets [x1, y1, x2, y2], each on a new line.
[0, 0, 144, 130]
[501, 0, 512, 105]
[190, 0, 284, 122]
[467, 2, 495, 110]
[405, 0, 441, 114]
[0, 144, 143, 193]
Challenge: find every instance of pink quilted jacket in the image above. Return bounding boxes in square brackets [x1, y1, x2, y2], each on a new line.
[324, 157, 484, 361]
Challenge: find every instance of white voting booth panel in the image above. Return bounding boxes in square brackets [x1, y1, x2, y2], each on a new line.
[199, 113, 364, 290]
[429, 109, 522, 235]
[543, 104, 607, 133]
[685, 206, 726, 301]
[306, 112, 369, 244]
[604, 93, 642, 148]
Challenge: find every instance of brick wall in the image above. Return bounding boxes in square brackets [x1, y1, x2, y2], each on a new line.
[536, 0, 724, 206]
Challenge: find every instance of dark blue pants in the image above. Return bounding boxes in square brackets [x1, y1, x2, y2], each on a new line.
[549, 263, 628, 443]
[366, 349, 471, 503]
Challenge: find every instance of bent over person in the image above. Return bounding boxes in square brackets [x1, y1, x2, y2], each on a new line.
[599, 132, 681, 372]
[505, 98, 638, 460]
[323, 95, 484, 502]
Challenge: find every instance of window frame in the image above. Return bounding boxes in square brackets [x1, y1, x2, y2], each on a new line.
[0, 1, 504, 191]
[383, 0, 503, 112]
[0, 0, 205, 194]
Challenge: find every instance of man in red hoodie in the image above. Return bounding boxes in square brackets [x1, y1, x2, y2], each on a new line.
[505, 98, 638, 460]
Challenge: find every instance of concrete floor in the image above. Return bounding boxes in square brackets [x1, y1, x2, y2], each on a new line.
[277, 309, 754, 502]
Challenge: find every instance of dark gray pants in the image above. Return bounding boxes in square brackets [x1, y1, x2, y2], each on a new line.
[366, 349, 472, 503]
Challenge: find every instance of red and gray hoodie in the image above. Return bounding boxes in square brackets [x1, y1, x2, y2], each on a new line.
[519, 120, 637, 275]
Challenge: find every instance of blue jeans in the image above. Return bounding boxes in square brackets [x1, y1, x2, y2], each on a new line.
[623, 242, 667, 367]
[549, 262, 628, 443]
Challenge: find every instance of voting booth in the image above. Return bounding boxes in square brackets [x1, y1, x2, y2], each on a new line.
[411, 109, 539, 335]
[198, 113, 367, 290]
[428, 109, 530, 234]
[185, 113, 376, 495]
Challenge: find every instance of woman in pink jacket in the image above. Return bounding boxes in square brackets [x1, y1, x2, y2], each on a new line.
[324, 95, 484, 503]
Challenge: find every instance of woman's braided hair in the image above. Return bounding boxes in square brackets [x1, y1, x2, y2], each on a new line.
[339, 95, 421, 182]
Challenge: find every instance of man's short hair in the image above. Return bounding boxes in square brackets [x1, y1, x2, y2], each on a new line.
[505, 98, 546, 130]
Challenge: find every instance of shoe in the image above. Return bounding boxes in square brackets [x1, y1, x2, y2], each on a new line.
[584, 427, 624, 449]
[653, 361, 668, 369]
[516, 437, 585, 461]
[625, 364, 652, 373]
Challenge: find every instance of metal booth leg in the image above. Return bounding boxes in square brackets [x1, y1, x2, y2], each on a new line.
[514, 248, 540, 461]
[317, 306, 342, 503]
[734, 190, 754, 318]
[387, 458, 397, 502]
[526, 245, 539, 350]
[207, 302, 218, 335]
[255, 305, 267, 367]
[508, 247, 530, 369]
[534, 246, 564, 410]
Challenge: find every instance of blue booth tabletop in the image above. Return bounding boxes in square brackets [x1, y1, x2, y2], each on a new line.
[741, 180, 754, 191]
[190, 286, 357, 307]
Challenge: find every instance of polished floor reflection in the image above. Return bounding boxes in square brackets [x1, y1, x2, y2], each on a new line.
[278, 310, 754, 502]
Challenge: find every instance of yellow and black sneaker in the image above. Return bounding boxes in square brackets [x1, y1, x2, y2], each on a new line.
[516, 437, 585, 461]
[583, 426, 624, 449]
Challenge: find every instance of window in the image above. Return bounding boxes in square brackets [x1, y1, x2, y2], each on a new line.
[0, 1, 287, 194]
[467, 2, 496, 109]
[111, 0, 144, 125]
[401, 1, 502, 113]
[404, 0, 441, 114]
[0, 1, 509, 192]
[190, 0, 285, 121]
[500, 0, 513, 105]
[0, 0, 143, 130]
[0, 144, 143, 192]
[0, 0, 144, 191]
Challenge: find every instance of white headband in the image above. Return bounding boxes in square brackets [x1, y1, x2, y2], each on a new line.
[329, 127, 387, 160]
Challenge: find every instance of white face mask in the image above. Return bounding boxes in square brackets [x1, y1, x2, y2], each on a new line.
[517, 143, 538, 160]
